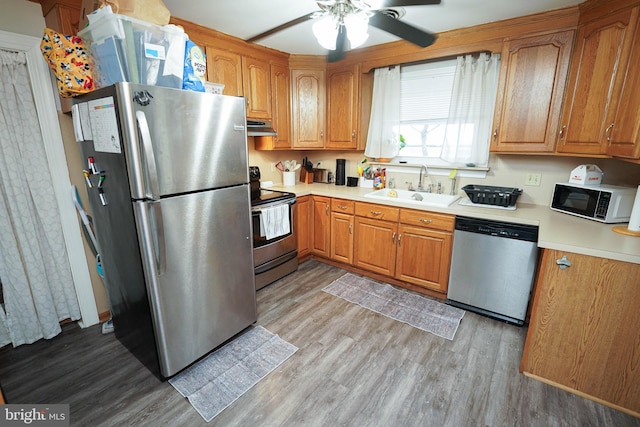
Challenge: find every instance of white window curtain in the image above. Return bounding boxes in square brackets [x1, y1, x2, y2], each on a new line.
[440, 52, 501, 166]
[0, 49, 81, 348]
[364, 66, 401, 159]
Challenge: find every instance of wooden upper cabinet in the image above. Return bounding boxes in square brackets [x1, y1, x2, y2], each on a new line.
[242, 56, 272, 120]
[607, 7, 640, 159]
[291, 69, 326, 149]
[326, 64, 360, 150]
[270, 62, 292, 148]
[490, 30, 574, 153]
[205, 46, 243, 97]
[39, 0, 82, 35]
[557, 6, 639, 155]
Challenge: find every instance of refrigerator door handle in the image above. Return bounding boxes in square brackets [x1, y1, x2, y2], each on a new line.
[134, 201, 166, 276]
[151, 202, 167, 274]
[136, 110, 161, 201]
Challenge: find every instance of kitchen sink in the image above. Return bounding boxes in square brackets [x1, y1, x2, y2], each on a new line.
[364, 189, 461, 207]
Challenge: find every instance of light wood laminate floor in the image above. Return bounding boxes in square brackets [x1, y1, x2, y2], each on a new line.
[1, 260, 638, 426]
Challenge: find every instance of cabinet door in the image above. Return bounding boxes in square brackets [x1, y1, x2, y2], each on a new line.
[205, 47, 243, 97]
[607, 7, 640, 159]
[353, 217, 397, 277]
[490, 30, 573, 153]
[296, 196, 311, 258]
[326, 64, 359, 149]
[311, 195, 331, 257]
[557, 8, 639, 155]
[43, 0, 81, 35]
[270, 62, 292, 148]
[331, 212, 354, 264]
[522, 249, 640, 414]
[395, 224, 452, 293]
[243, 56, 272, 120]
[291, 69, 325, 148]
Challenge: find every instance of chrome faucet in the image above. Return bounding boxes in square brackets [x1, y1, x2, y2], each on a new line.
[417, 165, 429, 192]
[450, 177, 457, 195]
[437, 181, 442, 194]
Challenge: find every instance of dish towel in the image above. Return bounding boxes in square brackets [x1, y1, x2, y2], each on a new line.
[259, 204, 290, 240]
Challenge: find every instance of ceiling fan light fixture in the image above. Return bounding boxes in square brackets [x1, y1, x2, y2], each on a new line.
[312, 15, 339, 50]
[344, 12, 369, 48]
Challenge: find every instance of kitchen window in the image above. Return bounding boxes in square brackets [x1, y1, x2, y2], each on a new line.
[366, 53, 500, 169]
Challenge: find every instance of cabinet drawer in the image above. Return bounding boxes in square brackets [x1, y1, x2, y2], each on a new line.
[332, 198, 355, 214]
[355, 202, 400, 222]
[400, 209, 454, 232]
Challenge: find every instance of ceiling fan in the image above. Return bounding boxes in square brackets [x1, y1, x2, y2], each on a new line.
[246, 0, 442, 62]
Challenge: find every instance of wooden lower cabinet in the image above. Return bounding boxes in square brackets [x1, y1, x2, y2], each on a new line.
[395, 224, 452, 293]
[311, 195, 331, 257]
[330, 199, 355, 264]
[295, 196, 311, 257]
[305, 198, 454, 295]
[331, 212, 354, 264]
[353, 216, 398, 276]
[522, 249, 640, 417]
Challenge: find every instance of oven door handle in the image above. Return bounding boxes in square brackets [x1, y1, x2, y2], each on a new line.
[251, 198, 296, 212]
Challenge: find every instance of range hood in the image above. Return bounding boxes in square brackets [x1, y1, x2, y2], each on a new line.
[247, 120, 277, 136]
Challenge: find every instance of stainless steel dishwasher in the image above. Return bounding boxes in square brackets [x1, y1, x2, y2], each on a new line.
[446, 216, 539, 325]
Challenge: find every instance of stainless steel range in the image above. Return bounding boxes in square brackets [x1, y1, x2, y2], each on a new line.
[249, 166, 298, 290]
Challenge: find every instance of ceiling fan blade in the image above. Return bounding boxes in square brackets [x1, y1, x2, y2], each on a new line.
[368, 0, 441, 7]
[369, 10, 437, 47]
[328, 25, 347, 62]
[246, 12, 316, 43]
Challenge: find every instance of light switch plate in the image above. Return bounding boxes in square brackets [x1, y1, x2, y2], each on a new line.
[525, 173, 541, 186]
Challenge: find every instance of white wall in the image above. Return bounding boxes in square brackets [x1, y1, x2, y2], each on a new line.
[1, 0, 45, 37]
[249, 144, 640, 206]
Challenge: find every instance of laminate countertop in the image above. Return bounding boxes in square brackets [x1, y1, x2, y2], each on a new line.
[275, 183, 640, 265]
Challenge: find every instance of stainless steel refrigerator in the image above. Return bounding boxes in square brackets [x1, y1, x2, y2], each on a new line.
[72, 83, 257, 378]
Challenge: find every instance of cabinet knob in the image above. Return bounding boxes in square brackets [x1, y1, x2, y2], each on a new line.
[556, 255, 572, 270]
[493, 128, 498, 141]
[349, 223, 353, 234]
[559, 125, 567, 140]
[419, 218, 433, 224]
[337, 205, 348, 210]
[325, 205, 329, 216]
[392, 232, 396, 243]
[398, 234, 402, 246]
[352, 130, 356, 140]
[605, 122, 614, 142]
[370, 211, 382, 216]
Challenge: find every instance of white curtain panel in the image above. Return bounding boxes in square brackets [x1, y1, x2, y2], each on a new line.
[0, 50, 81, 347]
[364, 66, 401, 159]
[440, 53, 500, 166]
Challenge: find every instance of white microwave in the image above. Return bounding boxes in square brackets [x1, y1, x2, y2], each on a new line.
[550, 182, 637, 223]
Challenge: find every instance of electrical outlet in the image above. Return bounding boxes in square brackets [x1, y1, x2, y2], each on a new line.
[525, 173, 541, 186]
[270, 162, 277, 172]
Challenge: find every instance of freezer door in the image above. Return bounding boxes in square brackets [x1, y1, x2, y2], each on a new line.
[115, 83, 249, 199]
[133, 185, 257, 377]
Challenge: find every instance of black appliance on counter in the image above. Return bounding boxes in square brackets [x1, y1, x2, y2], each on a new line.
[249, 166, 298, 290]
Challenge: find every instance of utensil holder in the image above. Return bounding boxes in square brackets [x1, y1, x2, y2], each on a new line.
[283, 171, 296, 186]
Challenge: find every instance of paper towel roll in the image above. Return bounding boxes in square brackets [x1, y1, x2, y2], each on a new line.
[628, 185, 640, 232]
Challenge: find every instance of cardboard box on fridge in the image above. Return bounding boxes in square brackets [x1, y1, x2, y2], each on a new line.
[79, 0, 171, 30]
[79, 0, 102, 30]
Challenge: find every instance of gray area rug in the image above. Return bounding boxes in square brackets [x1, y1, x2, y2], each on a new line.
[169, 326, 297, 422]
[324, 273, 465, 340]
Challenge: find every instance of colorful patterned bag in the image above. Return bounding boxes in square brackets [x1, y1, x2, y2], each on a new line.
[40, 28, 95, 98]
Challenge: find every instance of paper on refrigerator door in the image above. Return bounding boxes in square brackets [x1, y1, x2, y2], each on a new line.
[88, 96, 121, 153]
